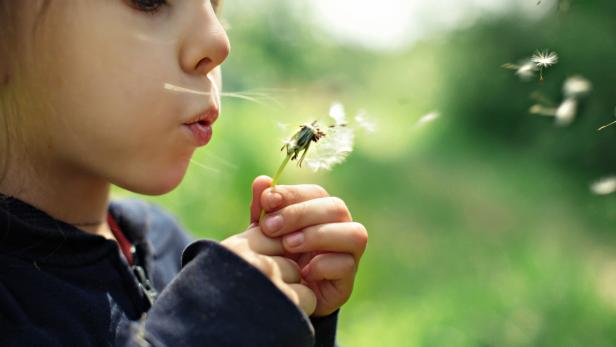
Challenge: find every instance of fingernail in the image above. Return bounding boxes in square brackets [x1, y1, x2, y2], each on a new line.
[284, 232, 304, 248]
[267, 191, 283, 210]
[264, 214, 283, 234]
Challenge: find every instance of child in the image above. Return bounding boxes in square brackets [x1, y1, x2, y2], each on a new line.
[0, 1, 368, 346]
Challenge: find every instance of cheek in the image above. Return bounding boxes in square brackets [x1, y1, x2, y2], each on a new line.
[24, 3, 199, 194]
[41, 75, 195, 195]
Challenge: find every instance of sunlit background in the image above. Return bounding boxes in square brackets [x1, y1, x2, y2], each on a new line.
[115, 0, 616, 345]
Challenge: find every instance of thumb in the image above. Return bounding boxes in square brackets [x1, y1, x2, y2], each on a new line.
[249, 175, 273, 225]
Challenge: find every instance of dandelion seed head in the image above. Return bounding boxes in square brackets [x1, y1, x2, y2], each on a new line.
[282, 137, 297, 149]
[304, 125, 354, 172]
[555, 98, 577, 126]
[563, 75, 592, 98]
[591, 176, 616, 195]
[530, 50, 559, 68]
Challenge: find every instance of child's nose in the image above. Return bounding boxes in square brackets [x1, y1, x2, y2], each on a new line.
[179, 1, 231, 77]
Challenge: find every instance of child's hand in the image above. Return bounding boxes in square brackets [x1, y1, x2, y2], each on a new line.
[221, 195, 317, 316]
[249, 176, 368, 317]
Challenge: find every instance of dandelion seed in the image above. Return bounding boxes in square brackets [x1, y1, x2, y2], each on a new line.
[501, 63, 518, 70]
[415, 111, 440, 127]
[591, 176, 616, 195]
[354, 111, 377, 133]
[189, 159, 221, 173]
[563, 75, 592, 98]
[502, 61, 538, 81]
[555, 98, 577, 126]
[529, 104, 557, 116]
[598, 107, 616, 131]
[163, 83, 282, 107]
[598, 120, 616, 131]
[530, 50, 559, 68]
[516, 61, 539, 81]
[530, 50, 558, 81]
[329, 102, 347, 126]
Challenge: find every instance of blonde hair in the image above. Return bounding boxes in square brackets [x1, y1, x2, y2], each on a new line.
[0, 0, 51, 185]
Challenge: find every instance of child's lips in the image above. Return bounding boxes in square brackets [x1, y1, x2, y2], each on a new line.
[183, 106, 219, 126]
[183, 121, 212, 147]
[182, 106, 218, 147]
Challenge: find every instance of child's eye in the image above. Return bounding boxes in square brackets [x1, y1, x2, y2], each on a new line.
[128, 0, 221, 15]
[128, 0, 169, 14]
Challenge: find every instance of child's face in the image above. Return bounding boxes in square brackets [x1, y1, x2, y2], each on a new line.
[9, 0, 229, 194]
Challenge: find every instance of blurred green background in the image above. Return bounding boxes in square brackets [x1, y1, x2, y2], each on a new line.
[116, 0, 616, 345]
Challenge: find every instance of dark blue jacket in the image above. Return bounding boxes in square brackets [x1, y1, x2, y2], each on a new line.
[0, 195, 338, 346]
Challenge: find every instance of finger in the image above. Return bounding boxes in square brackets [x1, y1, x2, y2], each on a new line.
[301, 254, 356, 317]
[249, 175, 273, 224]
[242, 226, 286, 256]
[239, 254, 287, 281]
[282, 222, 368, 263]
[269, 256, 302, 284]
[260, 184, 329, 213]
[302, 254, 356, 299]
[280, 283, 316, 316]
[261, 197, 352, 237]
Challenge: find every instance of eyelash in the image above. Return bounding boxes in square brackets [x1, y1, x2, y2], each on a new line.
[129, 0, 221, 15]
[130, 0, 169, 14]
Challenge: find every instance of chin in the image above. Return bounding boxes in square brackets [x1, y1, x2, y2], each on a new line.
[116, 161, 190, 196]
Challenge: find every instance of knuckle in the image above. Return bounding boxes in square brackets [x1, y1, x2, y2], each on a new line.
[276, 256, 300, 277]
[310, 184, 329, 197]
[329, 197, 351, 221]
[264, 187, 285, 210]
[284, 257, 301, 274]
[281, 186, 299, 204]
[289, 201, 306, 226]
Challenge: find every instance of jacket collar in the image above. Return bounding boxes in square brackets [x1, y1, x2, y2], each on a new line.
[0, 194, 149, 266]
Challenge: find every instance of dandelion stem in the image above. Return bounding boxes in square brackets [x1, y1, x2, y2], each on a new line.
[271, 154, 292, 187]
[259, 154, 292, 222]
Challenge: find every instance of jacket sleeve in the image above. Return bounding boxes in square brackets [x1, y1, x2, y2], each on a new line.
[118, 239, 339, 347]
